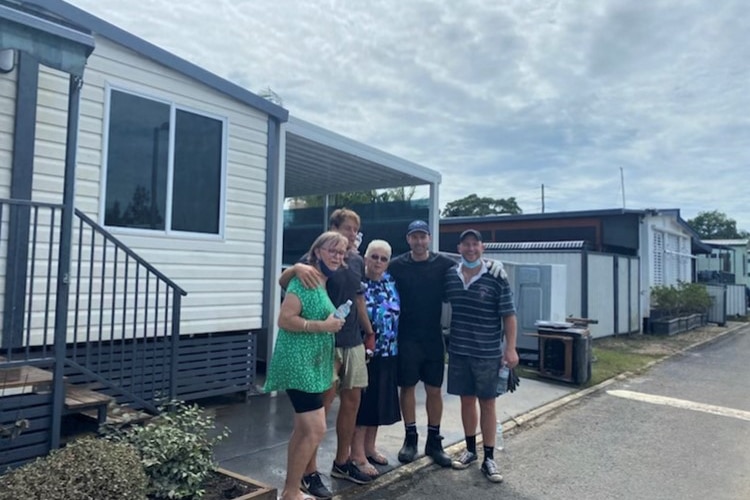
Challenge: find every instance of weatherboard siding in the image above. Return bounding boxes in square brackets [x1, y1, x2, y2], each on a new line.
[23, 35, 270, 342]
[0, 68, 17, 327]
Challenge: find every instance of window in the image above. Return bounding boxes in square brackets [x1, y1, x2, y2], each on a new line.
[104, 89, 225, 235]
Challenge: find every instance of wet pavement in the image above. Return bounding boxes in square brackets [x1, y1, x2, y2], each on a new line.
[207, 369, 576, 498]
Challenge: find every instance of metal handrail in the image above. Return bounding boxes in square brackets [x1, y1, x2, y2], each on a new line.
[74, 209, 187, 296]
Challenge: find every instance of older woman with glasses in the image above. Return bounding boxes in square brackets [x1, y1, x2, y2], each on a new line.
[350, 239, 401, 476]
[264, 231, 349, 500]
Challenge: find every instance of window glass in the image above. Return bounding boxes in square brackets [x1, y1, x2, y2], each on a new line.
[171, 110, 223, 234]
[104, 90, 224, 235]
[105, 91, 169, 230]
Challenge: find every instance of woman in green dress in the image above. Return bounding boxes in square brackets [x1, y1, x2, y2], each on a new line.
[265, 231, 349, 500]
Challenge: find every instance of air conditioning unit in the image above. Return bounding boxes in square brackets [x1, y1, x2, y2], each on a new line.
[503, 262, 567, 352]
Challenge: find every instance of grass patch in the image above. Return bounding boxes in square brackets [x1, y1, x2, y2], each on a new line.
[588, 347, 660, 386]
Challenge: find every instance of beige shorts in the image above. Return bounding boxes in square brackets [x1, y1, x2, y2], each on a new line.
[334, 344, 369, 390]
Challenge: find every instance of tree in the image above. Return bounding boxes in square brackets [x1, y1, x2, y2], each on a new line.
[441, 193, 522, 217]
[687, 210, 747, 239]
[290, 187, 416, 208]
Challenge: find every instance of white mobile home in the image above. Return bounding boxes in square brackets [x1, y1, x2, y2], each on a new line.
[0, 0, 441, 469]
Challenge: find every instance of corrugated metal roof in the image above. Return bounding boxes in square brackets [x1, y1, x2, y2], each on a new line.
[285, 117, 441, 197]
[484, 241, 587, 251]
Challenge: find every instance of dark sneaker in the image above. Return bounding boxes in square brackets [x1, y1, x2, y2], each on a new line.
[331, 461, 373, 485]
[301, 471, 333, 499]
[425, 434, 452, 467]
[481, 458, 504, 483]
[451, 450, 478, 470]
[397, 432, 418, 463]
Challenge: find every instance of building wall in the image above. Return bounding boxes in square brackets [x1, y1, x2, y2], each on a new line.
[640, 214, 693, 316]
[23, 36, 270, 340]
[0, 65, 17, 327]
[0, 65, 15, 198]
[696, 242, 749, 287]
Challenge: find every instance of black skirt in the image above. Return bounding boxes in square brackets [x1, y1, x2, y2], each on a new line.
[356, 356, 401, 427]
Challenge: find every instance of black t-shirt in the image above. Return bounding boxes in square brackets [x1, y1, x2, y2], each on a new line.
[388, 252, 455, 348]
[299, 251, 364, 348]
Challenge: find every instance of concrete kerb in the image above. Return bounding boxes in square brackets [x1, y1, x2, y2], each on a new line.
[334, 322, 748, 499]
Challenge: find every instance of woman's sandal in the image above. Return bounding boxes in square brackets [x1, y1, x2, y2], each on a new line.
[356, 461, 380, 477]
[366, 452, 389, 466]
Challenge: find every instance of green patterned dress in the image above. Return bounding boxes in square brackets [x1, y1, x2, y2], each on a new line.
[264, 277, 336, 394]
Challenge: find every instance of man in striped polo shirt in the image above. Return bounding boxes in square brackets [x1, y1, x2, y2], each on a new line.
[444, 229, 518, 484]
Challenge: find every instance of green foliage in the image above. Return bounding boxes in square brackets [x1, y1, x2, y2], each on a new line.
[677, 282, 713, 313]
[0, 437, 148, 500]
[105, 401, 229, 499]
[651, 282, 712, 317]
[441, 193, 522, 217]
[687, 210, 746, 239]
[292, 187, 417, 208]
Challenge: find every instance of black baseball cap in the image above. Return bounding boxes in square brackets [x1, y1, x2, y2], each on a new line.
[459, 229, 482, 242]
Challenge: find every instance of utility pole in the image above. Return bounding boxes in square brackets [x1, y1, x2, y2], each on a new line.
[620, 167, 626, 208]
[541, 184, 545, 213]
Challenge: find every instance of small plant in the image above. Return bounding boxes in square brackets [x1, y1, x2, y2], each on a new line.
[651, 285, 680, 318]
[104, 401, 229, 499]
[0, 437, 148, 500]
[677, 281, 712, 314]
[651, 282, 712, 318]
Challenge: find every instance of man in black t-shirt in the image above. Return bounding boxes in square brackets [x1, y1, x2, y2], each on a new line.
[388, 220, 455, 467]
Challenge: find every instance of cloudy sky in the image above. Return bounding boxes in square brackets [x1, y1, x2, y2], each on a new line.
[68, 0, 749, 230]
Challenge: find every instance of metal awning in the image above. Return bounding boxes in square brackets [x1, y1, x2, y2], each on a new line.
[0, 2, 94, 76]
[284, 117, 441, 198]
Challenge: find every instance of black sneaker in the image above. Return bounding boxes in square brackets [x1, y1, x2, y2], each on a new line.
[397, 432, 418, 463]
[301, 471, 333, 499]
[481, 458, 504, 483]
[331, 460, 373, 485]
[451, 450, 478, 470]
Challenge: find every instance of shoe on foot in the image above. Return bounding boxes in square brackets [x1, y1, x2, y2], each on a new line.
[425, 434, 452, 467]
[451, 450, 478, 470]
[301, 471, 333, 499]
[481, 458, 504, 483]
[331, 460, 373, 485]
[397, 432, 418, 463]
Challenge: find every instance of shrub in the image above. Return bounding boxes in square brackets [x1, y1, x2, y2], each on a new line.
[651, 285, 680, 317]
[105, 401, 229, 499]
[678, 282, 712, 314]
[651, 282, 713, 318]
[0, 437, 148, 500]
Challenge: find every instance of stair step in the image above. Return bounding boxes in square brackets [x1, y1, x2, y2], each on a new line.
[65, 385, 113, 424]
[81, 404, 152, 426]
[0, 365, 53, 395]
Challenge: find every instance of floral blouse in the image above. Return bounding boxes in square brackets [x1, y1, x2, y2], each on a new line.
[363, 272, 400, 357]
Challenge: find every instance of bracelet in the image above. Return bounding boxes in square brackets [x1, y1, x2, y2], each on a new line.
[303, 320, 309, 332]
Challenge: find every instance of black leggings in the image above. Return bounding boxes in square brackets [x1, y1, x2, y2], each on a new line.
[286, 389, 324, 413]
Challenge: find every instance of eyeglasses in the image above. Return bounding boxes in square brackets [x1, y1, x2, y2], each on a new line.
[369, 254, 389, 263]
[324, 247, 347, 257]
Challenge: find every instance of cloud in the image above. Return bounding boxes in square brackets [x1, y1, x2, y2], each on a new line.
[68, 0, 750, 230]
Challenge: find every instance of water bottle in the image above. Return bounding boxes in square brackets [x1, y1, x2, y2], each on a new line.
[497, 364, 509, 396]
[334, 299, 353, 320]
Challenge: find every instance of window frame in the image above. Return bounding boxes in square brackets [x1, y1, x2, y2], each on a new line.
[100, 84, 228, 240]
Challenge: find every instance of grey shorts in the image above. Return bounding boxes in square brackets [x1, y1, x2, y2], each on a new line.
[335, 344, 369, 389]
[447, 354, 501, 400]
